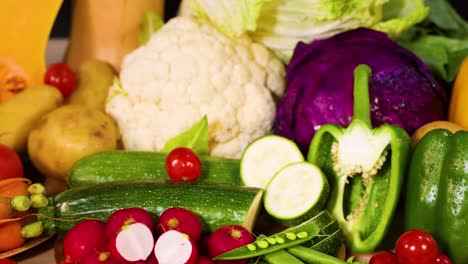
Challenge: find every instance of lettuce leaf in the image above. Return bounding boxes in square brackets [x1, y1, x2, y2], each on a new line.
[184, 0, 271, 38]
[161, 115, 209, 154]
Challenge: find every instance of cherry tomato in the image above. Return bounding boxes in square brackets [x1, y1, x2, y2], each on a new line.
[0, 144, 24, 180]
[0, 258, 17, 264]
[165, 147, 202, 182]
[369, 251, 399, 264]
[434, 252, 453, 264]
[395, 229, 439, 264]
[44, 63, 77, 97]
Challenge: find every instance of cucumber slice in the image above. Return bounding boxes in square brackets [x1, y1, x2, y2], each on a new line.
[264, 162, 330, 226]
[241, 135, 304, 189]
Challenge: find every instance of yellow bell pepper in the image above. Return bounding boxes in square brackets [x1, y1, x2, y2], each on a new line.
[449, 57, 468, 129]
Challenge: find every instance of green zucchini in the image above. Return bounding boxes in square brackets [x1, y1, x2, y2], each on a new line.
[241, 135, 304, 189]
[38, 179, 262, 233]
[67, 150, 243, 187]
[263, 162, 329, 226]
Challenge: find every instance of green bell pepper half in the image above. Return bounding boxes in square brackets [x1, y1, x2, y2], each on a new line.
[404, 128, 468, 264]
[307, 64, 412, 252]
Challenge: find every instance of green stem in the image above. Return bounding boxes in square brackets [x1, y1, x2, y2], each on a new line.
[352, 64, 372, 127]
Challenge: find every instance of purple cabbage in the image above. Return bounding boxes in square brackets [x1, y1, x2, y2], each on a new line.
[274, 28, 447, 154]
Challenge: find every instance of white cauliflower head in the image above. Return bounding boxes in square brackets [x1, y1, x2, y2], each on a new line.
[106, 16, 286, 158]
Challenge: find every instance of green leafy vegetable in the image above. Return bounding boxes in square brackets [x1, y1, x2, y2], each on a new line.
[183, 0, 429, 62]
[139, 11, 165, 45]
[161, 115, 209, 154]
[397, 0, 468, 85]
[185, 0, 270, 38]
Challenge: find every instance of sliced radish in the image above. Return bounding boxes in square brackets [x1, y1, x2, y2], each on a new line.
[105, 207, 155, 238]
[154, 230, 198, 264]
[157, 207, 202, 242]
[108, 222, 154, 263]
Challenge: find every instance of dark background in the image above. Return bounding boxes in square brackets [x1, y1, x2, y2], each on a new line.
[51, 0, 468, 37]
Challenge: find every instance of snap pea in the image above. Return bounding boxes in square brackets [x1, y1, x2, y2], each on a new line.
[213, 220, 321, 260]
[255, 234, 305, 264]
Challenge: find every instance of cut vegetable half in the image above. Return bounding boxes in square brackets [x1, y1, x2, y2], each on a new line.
[154, 230, 197, 264]
[264, 162, 329, 225]
[109, 222, 154, 262]
[241, 135, 304, 189]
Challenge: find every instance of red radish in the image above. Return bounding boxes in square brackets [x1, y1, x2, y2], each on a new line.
[154, 230, 198, 264]
[83, 245, 120, 264]
[145, 253, 159, 264]
[63, 220, 107, 263]
[108, 222, 155, 263]
[105, 207, 154, 238]
[207, 225, 254, 264]
[197, 235, 210, 257]
[196, 256, 215, 264]
[157, 207, 202, 242]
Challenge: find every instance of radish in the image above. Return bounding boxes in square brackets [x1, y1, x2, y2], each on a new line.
[108, 222, 155, 263]
[156, 207, 202, 242]
[105, 207, 155, 238]
[83, 245, 120, 264]
[63, 219, 107, 263]
[196, 256, 215, 264]
[207, 225, 254, 264]
[154, 230, 198, 264]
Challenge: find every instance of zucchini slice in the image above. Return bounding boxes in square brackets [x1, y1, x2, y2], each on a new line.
[264, 162, 330, 225]
[241, 135, 304, 189]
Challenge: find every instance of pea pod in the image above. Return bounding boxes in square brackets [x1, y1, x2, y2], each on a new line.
[214, 219, 320, 260]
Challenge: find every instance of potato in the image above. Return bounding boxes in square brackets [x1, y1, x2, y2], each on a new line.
[27, 104, 119, 180]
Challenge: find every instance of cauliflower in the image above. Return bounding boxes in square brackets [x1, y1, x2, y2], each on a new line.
[106, 16, 286, 158]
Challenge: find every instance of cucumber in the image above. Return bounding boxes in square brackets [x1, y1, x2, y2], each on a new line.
[241, 135, 304, 189]
[310, 229, 344, 256]
[68, 150, 243, 187]
[38, 179, 263, 233]
[263, 162, 330, 226]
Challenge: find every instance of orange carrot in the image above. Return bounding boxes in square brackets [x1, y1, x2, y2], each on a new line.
[0, 220, 25, 251]
[0, 197, 13, 220]
[0, 178, 31, 198]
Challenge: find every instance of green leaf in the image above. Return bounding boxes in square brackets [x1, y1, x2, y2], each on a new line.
[161, 116, 209, 154]
[138, 11, 164, 45]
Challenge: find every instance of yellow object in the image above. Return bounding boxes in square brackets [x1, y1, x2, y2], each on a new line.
[67, 59, 117, 111]
[0, 85, 63, 152]
[0, 0, 63, 102]
[449, 57, 468, 129]
[27, 105, 120, 180]
[65, 0, 165, 72]
[411, 120, 465, 146]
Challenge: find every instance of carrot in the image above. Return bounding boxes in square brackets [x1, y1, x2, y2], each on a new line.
[0, 178, 31, 198]
[0, 197, 13, 220]
[0, 220, 25, 251]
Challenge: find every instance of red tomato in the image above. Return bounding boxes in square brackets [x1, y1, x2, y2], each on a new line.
[0, 259, 17, 264]
[369, 251, 399, 264]
[0, 144, 24, 180]
[434, 252, 453, 264]
[165, 147, 202, 182]
[395, 229, 439, 264]
[44, 63, 77, 97]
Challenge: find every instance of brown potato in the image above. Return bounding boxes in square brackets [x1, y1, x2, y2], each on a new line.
[27, 104, 119, 180]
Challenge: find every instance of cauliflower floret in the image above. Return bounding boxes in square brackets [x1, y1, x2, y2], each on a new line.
[106, 16, 286, 158]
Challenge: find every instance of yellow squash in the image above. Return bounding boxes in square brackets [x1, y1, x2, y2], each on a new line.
[449, 57, 468, 129]
[0, 0, 63, 102]
[65, 0, 165, 72]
